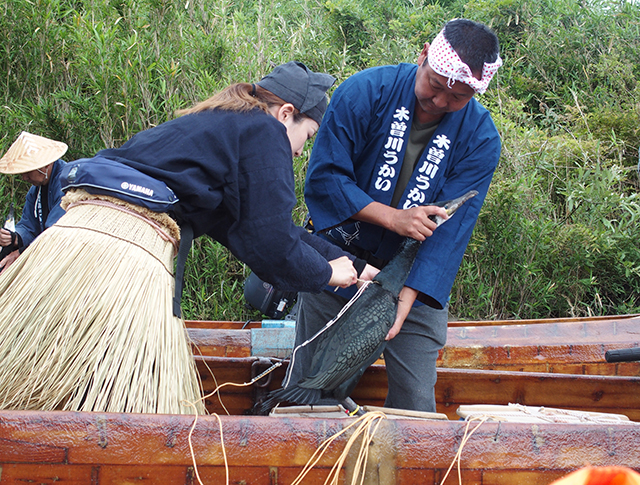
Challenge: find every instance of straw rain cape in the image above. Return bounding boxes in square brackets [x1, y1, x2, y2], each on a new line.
[0, 189, 204, 414]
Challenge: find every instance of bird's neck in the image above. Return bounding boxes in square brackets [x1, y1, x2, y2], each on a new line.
[373, 238, 422, 296]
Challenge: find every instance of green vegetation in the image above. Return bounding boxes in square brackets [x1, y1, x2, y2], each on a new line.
[1, 0, 638, 320]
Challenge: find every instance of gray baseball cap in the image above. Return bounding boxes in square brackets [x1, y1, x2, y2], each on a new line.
[257, 61, 335, 125]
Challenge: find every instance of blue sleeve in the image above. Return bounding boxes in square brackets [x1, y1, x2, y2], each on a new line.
[305, 70, 386, 231]
[14, 159, 67, 249]
[45, 203, 66, 230]
[44, 161, 67, 230]
[14, 187, 40, 248]
[406, 112, 501, 307]
[300, 230, 352, 262]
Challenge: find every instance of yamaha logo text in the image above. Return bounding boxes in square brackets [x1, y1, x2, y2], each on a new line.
[121, 182, 154, 197]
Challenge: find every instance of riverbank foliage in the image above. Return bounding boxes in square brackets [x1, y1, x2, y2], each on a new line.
[1, 0, 638, 320]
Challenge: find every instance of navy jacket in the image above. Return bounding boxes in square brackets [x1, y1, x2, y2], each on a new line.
[306, 64, 501, 307]
[97, 109, 347, 293]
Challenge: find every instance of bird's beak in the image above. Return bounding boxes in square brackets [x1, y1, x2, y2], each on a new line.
[431, 190, 479, 227]
[442, 190, 478, 216]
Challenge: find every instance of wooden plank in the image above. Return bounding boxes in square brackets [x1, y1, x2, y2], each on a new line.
[194, 465, 273, 484]
[332, 364, 640, 420]
[188, 328, 251, 358]
[0, 464, 95, 484]
[185, 320, 260, 329]
[478, 470, 569, 485]
[441, 317, 640, 370]
[433, 368, 640, 421]
[0, 411, 638, 478]
[446, 314, 640, 327]
[445, 316, 640, 344]
[194, 356, 640, 420]
[99, 465, 189, 484]
[184, 314, 640, 330]
[0, 437, 67, 463]
[196, 357, 286, 415]
[187, 317, 640, 377]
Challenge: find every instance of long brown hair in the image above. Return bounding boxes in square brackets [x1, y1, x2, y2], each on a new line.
[177, 83, 304, 122]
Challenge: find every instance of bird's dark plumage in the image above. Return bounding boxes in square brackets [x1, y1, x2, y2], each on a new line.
[259, 190, 478, 414]
[259, 237, 421, 413]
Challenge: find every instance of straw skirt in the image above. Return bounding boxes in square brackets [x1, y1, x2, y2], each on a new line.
[0, 189, 204, 414]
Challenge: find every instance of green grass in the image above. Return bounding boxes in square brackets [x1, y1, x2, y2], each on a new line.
[1, 0, 639, 320]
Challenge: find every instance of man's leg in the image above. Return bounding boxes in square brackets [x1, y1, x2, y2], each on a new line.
[283, 290, 348, 389]
[383, 304, 448, 412]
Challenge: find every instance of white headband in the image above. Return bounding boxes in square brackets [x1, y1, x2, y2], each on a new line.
[427, 30, 502, 95]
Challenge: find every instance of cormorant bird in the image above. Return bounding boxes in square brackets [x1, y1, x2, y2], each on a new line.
[260, 190, 478, 414]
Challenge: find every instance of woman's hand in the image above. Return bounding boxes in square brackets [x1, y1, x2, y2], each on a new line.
[359, 263, 380, 281]
[328, 256, 358, 288]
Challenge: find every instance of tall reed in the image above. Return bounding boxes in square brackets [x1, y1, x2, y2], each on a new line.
[0, 0, 638, 320]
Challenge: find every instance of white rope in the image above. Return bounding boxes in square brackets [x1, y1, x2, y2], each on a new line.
[183, 360, 284, 485]
[459, 403, 633, 425]
[439, 416, 489, 485]
[290, 410, 388, 485]
[283, 281, 373, 389]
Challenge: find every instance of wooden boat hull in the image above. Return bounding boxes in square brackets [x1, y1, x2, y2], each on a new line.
[0, 409, 639, 485]
[189, 315, 640, 420]
[188, 314, 640, 375]
[196, 356, 640, 421]
[1, 315, 639, 483]
[440, 314, 640, 375]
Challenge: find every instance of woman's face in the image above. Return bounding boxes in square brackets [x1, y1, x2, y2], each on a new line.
[282, 116, 319, 158]
[271, 103, 320, 157]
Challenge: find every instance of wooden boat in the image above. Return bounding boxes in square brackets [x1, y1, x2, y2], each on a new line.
[187, 313, 640, 374]
[1, 314, 639, 484]
[187, 314, 640, 420]
[0, 409, 639, 484]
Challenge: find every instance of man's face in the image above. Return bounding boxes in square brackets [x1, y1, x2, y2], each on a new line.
[414, 43, 477, 121]
[20, 164, 51, 186]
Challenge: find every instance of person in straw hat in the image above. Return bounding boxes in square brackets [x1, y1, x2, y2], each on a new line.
[0, 61, 375, 415]
[0, 132, 68, 271]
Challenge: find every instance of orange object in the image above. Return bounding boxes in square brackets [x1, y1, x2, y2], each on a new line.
[551, 467, 640, 485]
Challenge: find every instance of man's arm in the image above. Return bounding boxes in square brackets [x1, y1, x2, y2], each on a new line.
[353, 201, 448, 241]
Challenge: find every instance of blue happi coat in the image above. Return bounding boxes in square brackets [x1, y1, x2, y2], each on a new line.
[305, 63, 501, 307]
[15, 158, 67, 249]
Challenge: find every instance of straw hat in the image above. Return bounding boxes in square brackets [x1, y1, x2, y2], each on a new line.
[0, 131, 68, 175]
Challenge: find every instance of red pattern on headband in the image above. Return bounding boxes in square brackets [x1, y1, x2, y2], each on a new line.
[427, 30, 502, 95]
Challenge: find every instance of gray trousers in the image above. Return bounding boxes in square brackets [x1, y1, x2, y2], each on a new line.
[285, 289, 448, 412]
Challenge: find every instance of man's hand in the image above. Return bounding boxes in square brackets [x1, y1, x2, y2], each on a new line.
[0, 228, 14, 247]
[388, 205, 449, 240]
[386, 286, 419, 340]
[328, 256, 358, 288]
[0, 250, 20, 273]
[354, 202, 448, 241]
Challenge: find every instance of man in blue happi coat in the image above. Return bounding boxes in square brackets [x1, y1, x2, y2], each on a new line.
[288, 19, 503, 412]
[0, 132, 68, 271]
